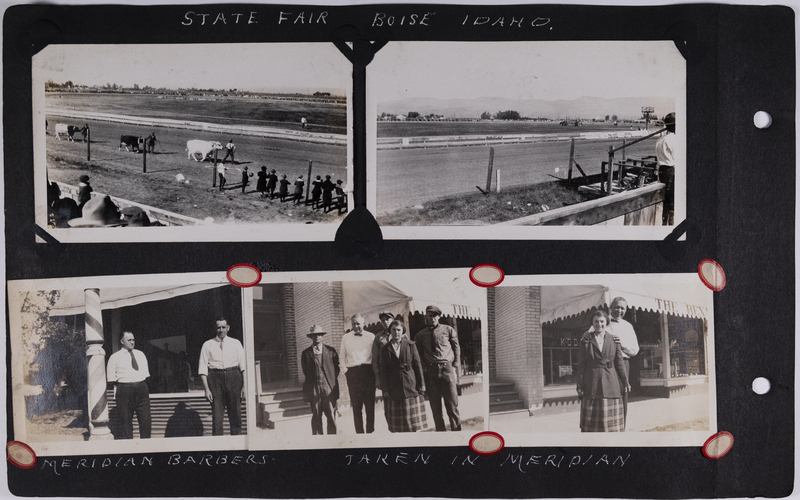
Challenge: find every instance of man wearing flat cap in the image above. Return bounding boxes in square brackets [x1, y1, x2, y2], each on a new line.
[301, 325, 340, 435]
[414, 305, 461, 432]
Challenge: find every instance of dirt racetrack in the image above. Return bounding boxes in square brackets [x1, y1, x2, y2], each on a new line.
[46, 115, 348, 224]
[376, 136, 658, 215]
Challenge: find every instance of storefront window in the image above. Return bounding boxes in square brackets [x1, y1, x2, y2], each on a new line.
[542, 327, 581, 385]
[668, 316, 706, 377]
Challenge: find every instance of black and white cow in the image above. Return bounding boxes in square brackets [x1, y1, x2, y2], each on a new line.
[119, 135, 144, 152]
[55, 124, 88, 141]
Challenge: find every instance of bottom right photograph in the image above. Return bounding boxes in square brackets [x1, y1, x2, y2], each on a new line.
[487, 274, 715, 444]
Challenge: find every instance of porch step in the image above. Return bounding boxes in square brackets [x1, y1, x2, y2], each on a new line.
[490, 390, 522, 402]
[489, 408, 532, 422]
[257, 386, 313, 429]
[489, 380, 525, 414]
[490, 399, 526, 412]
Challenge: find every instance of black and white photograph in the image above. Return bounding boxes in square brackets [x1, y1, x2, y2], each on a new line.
[368, 41, 685, 239]
[8, 274, 250, 456]
[33, 43, 351, 242]
[247, 269, 486, 450]
[487, 274, 715, 446]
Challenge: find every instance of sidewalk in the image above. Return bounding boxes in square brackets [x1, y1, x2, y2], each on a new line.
[255, 391, 484, 437]
[490, 393, 710, 433]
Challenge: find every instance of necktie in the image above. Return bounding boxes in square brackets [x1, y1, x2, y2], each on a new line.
[129, 350, 139, 370]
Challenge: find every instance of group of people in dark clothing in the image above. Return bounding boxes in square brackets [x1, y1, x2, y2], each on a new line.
[240, 166, 347, 213]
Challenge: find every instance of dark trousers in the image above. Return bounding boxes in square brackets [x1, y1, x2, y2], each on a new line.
[345, 364, 375, 433]
[218, 174, 226, 191]
[621, 358, 630, 431]
[424, 363, 461, 432]
[659, 165, 675, 225]
[208, 368, 244, 436]
[117, 381, 151, 439]
[223, 150, 234, 163]
[310, 389, 337, 435]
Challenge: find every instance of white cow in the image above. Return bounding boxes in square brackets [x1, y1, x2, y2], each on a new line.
[55, 124, 87, 141]
[186, 140, 223, 161]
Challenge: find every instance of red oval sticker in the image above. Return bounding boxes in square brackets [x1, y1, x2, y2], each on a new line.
[469, 264, 504, 287]
[469, 431, 505, 455]
[698, 259, 726, 291]
[702, 431, 734, 459]
[7, 441, 37, 469]
[227, 264, 262, 288]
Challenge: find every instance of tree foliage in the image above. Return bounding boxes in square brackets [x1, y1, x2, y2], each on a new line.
[495, 110, 521, 120]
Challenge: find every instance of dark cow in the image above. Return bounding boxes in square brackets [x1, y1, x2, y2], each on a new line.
[55, 124, 88, 141]
[119, 135, 144, 152]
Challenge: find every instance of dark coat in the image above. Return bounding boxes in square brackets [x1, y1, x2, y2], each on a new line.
[301, 344, 340, 402]
[379, 338, 425, 401]
[256, 171, 268, 191]
[576, 330, 628, 399]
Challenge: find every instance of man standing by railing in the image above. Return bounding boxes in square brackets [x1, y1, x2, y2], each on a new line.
[656, 112, 676, 225]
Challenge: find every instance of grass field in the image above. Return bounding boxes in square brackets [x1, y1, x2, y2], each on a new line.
[46, 114, 347, 224]
[48, 93, 348, 135]
[377, 181, 591, 225]
[378, 120, 653, 138]
[376, 136, 658, 217]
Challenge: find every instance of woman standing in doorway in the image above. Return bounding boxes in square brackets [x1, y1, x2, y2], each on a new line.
[576, 310, 629, 432]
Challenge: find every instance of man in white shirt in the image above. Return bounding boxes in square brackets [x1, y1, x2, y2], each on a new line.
[655, 112, 676, 225]
[199, 317, 246, 436]
[107, 331, 151, 439]
[607, 297, 640, 430]
[339, 314, 376, 434]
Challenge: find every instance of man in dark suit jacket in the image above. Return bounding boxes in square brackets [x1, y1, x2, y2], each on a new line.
[301, 325, 340, 435]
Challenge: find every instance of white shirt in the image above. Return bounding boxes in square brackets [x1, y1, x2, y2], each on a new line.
[198, 336, 246, 376]
[107, 348, 150, 383]
[656, 133, 676, 167]
[339, 330, 375, 373]
[608, 318, 640, 359]
[391, 340, 402, 358]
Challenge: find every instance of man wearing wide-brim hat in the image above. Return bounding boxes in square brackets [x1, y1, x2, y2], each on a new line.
[68, 195, 128, 227]
[301, 325, 340, 435]
[413, 305, 461, 432]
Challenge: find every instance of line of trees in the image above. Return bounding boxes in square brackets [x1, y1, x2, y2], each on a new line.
[481, 110, 523, 120]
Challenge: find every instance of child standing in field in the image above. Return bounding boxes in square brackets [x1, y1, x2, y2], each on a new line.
[321, 175, 335, 212]
[293, 175, 305, 205]
[257, 166, 268, 197]
[333, 179, 346, 214]
[217, 164, 227, 191]
[267, 169, 278, 199]
[311, 175, 323, 209]
[279, 174, 290, 202]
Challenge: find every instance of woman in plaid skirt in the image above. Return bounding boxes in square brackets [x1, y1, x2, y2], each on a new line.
[379, 320, 428, 432]
[576, 310, 629, 432]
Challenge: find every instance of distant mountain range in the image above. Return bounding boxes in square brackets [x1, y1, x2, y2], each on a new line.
[378, 96, 677, 120]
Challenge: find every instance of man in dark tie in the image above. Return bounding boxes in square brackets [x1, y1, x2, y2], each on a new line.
[106, 331, 151, 439]
[301, 325, 340, 435]
[414, 305, 461, 432]
[339, 314, 376, 433]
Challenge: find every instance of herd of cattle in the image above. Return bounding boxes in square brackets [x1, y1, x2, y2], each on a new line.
[52, 123, 228, 162]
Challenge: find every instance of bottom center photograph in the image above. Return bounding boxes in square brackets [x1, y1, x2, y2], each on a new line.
[247, 269, 487, 449]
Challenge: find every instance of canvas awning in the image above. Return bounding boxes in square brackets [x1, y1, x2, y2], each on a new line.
[49, 284, 228, 316]
[342, 279, 483, 325]
[541, 283, 710, 324]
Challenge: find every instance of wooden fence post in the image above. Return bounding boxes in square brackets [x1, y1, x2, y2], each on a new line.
[485, 147, 495, 193]
[87, 128, 91, 162]
[567, 137, 575, 180]
[622, 139, 626, 161]
[142, 141, 147, 173]
[607, 146, 615, 196]
[213, 149, 218, 187]
[305, 160, 313, 202]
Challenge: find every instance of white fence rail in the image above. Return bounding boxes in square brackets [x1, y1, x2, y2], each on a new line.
[47, 108, 347, 146]
[377, 129, 652, 150]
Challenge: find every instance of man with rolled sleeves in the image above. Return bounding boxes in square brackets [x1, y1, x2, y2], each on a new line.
[199, 317, 246, 436]
[607, 297, 639, 431]
[107, 331, 151, 439]
[339, 314, 376, 434]
[414, 305, 461, 432]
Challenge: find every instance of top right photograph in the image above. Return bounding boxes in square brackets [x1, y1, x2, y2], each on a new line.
[368, 41, 685, 238]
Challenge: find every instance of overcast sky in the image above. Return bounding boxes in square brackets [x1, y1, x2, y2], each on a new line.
[34, 43, 350, 93]
[370, 41, 684, 102]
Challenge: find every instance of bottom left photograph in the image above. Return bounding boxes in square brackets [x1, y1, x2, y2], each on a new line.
[9, 277, 247, 451]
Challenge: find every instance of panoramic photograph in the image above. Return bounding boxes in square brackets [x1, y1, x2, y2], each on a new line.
[369, 41, 685, 228]
[34, 43, 350, 234]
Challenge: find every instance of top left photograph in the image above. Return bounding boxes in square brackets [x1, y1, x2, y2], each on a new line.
[33, 43, 352, 242]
